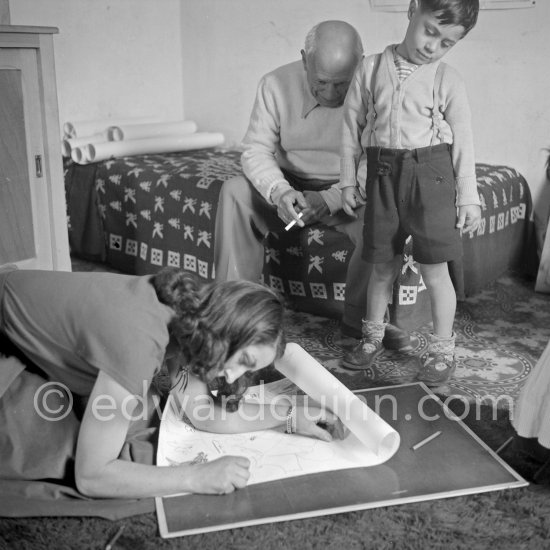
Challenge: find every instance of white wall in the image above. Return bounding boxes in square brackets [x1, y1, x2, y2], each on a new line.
[180, 0, 550, 223]
[9, 0, 183, 129]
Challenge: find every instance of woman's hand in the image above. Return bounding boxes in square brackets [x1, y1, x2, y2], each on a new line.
[293, 405, 349, 442]
[188, 456, 251, 495]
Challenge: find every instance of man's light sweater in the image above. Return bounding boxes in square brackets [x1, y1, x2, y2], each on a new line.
[240, 60, 347, 214]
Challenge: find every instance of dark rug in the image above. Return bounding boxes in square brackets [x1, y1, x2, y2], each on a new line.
[2, 264, 549, 548]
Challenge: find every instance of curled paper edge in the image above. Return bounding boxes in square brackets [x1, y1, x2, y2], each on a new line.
[276, 343, 400, 462]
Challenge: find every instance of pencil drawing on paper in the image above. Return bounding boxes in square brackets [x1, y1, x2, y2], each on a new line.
[157, 393, 390, 487]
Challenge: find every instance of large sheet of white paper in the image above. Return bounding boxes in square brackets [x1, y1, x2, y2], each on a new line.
[157, 351, 400, 490]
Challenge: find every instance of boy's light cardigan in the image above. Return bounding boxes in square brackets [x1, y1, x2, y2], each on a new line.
[340, 45, 480, 207]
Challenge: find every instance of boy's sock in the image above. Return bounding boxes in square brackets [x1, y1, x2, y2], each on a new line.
[362, 319, 386, 343]
[417, 332, 456, 387]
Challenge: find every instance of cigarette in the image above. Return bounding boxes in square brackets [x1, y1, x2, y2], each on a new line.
[412, 430, 442, 451]
[284, 212, 304, 231]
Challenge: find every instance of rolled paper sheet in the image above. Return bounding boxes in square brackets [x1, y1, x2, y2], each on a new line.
[82, 132, 225, 164]
[70, 146, 89, 164]
[62, 132, 108, 157]
[107, 120, 198, 142]
[276, 343, 400, 461]
[63, 116, 160, 138]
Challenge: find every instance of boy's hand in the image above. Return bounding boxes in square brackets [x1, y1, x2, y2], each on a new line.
[341, 186, 365, 217]
[456, 204, 481, 236]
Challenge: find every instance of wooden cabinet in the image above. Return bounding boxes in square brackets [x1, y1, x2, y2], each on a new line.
[0, 25, 70, 271]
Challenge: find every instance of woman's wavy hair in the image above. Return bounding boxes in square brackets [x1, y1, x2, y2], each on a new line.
[152, 268, 286, 410]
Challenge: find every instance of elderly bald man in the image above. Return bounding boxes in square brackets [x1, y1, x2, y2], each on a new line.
[214, 20, 410, 348]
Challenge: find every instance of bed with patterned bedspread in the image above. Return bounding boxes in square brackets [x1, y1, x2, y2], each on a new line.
[64, 149, 537, 329]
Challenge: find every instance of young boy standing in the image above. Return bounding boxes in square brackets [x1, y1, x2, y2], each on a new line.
[340, 0, 481, 386]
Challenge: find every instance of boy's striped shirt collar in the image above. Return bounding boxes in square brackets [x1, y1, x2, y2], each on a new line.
[393, 46, 419, 81]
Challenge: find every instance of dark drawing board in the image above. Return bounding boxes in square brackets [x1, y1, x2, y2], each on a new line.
[156, 382, 527, 538]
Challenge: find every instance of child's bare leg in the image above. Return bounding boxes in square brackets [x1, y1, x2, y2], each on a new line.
[366, 257, 401, 322]
[342, 257, 401, 370]
[416, 262, 457, 386]
[419, 262, 456, 337]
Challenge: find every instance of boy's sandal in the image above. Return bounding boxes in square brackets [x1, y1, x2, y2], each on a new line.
[342, 339, 384, 370]
[416, 352, 456, 387]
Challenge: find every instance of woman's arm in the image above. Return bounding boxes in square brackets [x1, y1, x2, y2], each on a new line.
[173, 349, 346, 441]
[75, 371, 251, 498]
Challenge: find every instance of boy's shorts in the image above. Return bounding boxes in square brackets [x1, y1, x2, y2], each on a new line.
[362, 143, 463, 265]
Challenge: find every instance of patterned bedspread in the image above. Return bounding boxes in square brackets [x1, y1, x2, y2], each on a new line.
[458, 163, 537, 296]
[64, 150, 536, 326]
[67, 149, 241, 277]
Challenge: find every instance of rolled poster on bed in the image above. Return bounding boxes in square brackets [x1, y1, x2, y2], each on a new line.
[70, 146, 92, 164]
[276, 344, 401, 461]
[78, 133, 225, 164]
[107, 120, 198, 142]
[62, 132, 108, 157]
[63, 116, 161, 138]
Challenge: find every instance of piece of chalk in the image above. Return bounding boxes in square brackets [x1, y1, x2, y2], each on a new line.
[284, 212, 304, 231]
[495, 436, 514, 455]
[105, 524, 125, 550]
[412, 430, 442, 451]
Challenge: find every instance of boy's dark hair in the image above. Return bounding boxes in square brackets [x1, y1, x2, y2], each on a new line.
[417, 0, 479, 36]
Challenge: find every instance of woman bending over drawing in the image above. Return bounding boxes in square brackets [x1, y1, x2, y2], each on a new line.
[0, 265, 344, 499]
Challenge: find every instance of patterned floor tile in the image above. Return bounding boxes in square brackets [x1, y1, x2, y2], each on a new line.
[287, 273, 550, 409]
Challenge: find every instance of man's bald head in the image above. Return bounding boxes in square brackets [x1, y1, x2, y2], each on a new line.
[302, 21, 363, 108]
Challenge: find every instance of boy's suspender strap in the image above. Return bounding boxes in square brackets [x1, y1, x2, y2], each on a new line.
[430, 62, 445, 146]
[366, 54, 382, 146]
[366, 53, 382, 147]
[370, 52, 382, 106]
